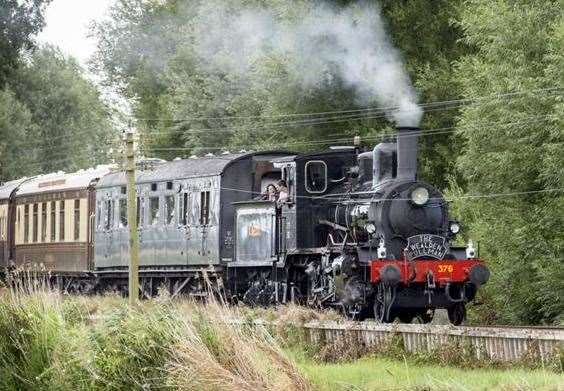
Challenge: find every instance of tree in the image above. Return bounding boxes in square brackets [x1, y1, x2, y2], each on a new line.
[0, 88, 36, 181]
[91, 0, 469, 180]
[10, 46, 115, 174]
[0, 0, 52, 86]
[452, 0, 563, 324]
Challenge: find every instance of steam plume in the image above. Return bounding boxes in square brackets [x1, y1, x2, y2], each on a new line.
[192, 1, 422, 127]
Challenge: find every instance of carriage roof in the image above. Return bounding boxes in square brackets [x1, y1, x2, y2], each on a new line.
[96, 151, 291, 188]
[15, 166, 113, 197]
[0, 178, 35, 200]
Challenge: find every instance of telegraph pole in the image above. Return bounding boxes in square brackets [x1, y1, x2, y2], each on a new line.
[124, 131, 139, 306]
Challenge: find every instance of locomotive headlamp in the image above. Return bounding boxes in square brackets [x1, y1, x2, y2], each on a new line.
[365, 222, 376, 234]
[449, 221, 461, 234]
[410, 187, 429, 206]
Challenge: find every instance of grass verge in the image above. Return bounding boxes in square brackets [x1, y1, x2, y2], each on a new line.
[293, 351, 564, 391]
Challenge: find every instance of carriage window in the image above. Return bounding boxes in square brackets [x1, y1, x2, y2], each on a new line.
[136, 197, 143, 227]
[149, 197, 159, 225]
[41, 202, 47, 242]
[119, 199, 128, 227]
[96, 201, 102, 228]
[208, 191, 218, 225]
[200, 191, 210, 226]
[74, 199, 80, 240]
[32, 204, 38, 243]
[24, 205, 29, 243]
[165, 195, 175, 225]
[189, 193, 199, 226]
[305, 161, 327, 193]
[50, 201, 56, 241]
[59, 201, 65, 241]
[105, 199, 113, 230]
[179, 193, 191, 226]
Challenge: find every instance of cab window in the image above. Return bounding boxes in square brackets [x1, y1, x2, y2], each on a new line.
[305, 161, 327, 193]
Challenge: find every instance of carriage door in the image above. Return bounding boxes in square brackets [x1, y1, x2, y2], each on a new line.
[103, 197, 114, 263]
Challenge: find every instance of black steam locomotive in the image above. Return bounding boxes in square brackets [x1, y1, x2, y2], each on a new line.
[0, 126, 488, 324]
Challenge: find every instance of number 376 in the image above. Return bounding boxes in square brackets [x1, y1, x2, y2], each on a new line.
[438, 264, 454, 273]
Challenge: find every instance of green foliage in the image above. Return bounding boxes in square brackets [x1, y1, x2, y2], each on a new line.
[0, 88, 36, 180]
[0, 0, 51, 86]
[0, 46, 117, 182]
[11, 46, 115, 175]
[0, 292, 313, 390]
[452, 0, 563, 324]
[91, 0, 468, 189]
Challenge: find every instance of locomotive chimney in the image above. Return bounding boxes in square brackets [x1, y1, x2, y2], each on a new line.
[396, 126, 420, 181]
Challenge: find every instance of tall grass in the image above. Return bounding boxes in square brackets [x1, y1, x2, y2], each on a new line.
[0, 282, 312, 391]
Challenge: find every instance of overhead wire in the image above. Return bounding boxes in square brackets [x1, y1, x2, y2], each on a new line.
[24, 114, 556, 169]
[133, 87, 563, 122]
[140, 115, 557, 153]
[19, 86, 562, 147]
[20, 88, 562, 171]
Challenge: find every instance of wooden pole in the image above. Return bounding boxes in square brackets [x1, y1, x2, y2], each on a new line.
[124, 131, 139, 306]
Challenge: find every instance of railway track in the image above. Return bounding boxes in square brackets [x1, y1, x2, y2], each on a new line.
[300, 320, 564, 364]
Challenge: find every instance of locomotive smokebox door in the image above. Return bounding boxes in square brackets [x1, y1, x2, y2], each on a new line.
[233, 200, 278, 265]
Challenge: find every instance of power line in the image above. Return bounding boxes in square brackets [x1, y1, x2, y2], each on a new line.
[17, 87, 561, 148]
[20, 114, 559, 171]
[133, 87, 563, 122]
[137, 88, 564, 137]
[139, 115, 557, 153]
[139, 105, 456, 137]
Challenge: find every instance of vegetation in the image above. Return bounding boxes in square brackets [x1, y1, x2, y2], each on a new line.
[450, 0, 564, 325]
[0, 0, 562, 325]
[298, 354, 563, 391]
[0, 287, 561, 391]
[0, 1, 115, 181]
[0, 287, 312, 391]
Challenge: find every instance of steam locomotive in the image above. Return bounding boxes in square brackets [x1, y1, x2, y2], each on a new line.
[0, 126, 488, 325]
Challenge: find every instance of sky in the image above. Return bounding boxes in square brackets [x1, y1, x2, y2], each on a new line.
[38, 0, 116, 67]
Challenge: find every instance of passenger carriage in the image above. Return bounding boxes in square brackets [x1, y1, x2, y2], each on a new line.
[93, 151, 290, 296]
[7, 167, 111, 291]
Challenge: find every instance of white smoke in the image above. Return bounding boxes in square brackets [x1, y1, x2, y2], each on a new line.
[192, 1, 422, 127]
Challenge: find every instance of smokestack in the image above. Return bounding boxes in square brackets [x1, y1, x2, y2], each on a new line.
[396, 126, 420, 181]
